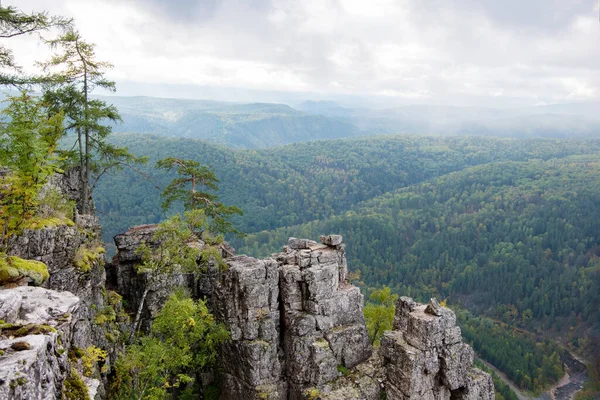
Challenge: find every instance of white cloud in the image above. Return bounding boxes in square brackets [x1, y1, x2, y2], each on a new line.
[5, 0, 600, 105]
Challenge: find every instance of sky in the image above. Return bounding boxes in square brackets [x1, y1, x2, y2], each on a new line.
[8, 0, 600, 107]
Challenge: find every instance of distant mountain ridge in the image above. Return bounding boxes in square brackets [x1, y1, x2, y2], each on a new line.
[100, 95, 361, 148]
[88, 95, 600, 148]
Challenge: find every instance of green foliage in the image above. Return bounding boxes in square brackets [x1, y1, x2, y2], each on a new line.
[0, 5, 71, 86]
[363, 286, 397, 344]
[73, 243, 105, 272]
[81, 346, 107, 377]
[473, 360, 519, 400]
[157, 157, 242, 235]
[94, 134, 600, 250]
[136, 209, 225, 278]
[111, 291, 230, 400]
[37, 187, 75, 221]
[62, 368, 90, 400]
[337, 364, 351, 377]
[458, 310, 564, 394]
[240, 155, 600, 335]
[0, 92, 63, 243]
[128, 209, 228, 342]
[0, 252, 49, 286]
[303, 388, 321, 400]
[0, 322, 55, 337]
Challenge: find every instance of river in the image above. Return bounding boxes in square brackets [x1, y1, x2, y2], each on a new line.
[480, 350, 588, 400]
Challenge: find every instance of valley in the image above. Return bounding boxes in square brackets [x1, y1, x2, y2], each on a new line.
[93, 132, 600, 399]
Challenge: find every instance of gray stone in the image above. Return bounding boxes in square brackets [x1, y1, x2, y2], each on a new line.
[382, 297, 493, 400]
[288, 237, 318, 250]
[325, 324, 372, 368]
[451, 369, 494, 400]
[0, 334, 68, 400]
[320, 235, 343, 246]
[0, 290, 22, 323]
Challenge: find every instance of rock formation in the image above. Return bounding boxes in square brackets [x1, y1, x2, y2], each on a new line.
[380, 296, 493, 399]
[1, 183, 494, 400]
[209, 235, 493, 400]
[0, 171, 125, 399]
[0, 287, 80, 399]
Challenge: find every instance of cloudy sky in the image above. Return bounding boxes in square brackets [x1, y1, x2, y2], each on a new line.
[9, 0, 600, 107]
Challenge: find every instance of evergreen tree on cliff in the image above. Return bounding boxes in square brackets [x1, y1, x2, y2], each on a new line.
[39, 29, 142, 214]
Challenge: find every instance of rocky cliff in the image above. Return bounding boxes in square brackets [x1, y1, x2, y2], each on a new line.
[209, 235, 494, 400]
[1, 188, 494, 400]
[0, 171, 125, 399]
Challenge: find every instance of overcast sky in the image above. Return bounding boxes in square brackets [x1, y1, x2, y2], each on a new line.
[9, 0, 600, 107]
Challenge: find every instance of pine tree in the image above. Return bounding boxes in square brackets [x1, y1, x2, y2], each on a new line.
[157, 157, 242, 235]
[40, 29, 142, 214]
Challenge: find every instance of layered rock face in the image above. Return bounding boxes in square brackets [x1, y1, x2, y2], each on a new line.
[381, 297, 493, 400]
[212, 236, 493, 400]
[1, 171, 125, 399]
[0, 287, 81, 399]
[214, 235, 372, 400]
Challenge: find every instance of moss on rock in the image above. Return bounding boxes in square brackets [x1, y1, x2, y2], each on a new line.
[62, 368, 90, 400]
[0, 253, 49, 286]
[73, 244, 105, 272]
[22, 216, 75, 230]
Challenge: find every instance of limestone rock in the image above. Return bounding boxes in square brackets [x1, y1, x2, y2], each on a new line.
[0, 287, 81, 399]
[320, 235, 343, 246]
[0, 290, 22, 322]
[214, 256, 284, 399]
[381, 297, 493, 400]
[214, 235, 372, 399]
[0, 334, 68, 399]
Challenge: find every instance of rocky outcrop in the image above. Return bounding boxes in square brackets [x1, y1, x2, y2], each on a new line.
[0, 287, 82, 399]
[110, 224, 225, 333]
[213, 256, 286, 399]
[211, 235, 493, 400]
[213, 235, 372, 399]
[380, 297, 494, 400]
[1, 172, 126, 398]
[109, 229, 493, 400]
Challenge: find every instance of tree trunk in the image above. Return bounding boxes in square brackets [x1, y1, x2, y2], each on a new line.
[82, 65, 90, 214]
[129, 286, 150, 344]
[77, 127, 85, 213]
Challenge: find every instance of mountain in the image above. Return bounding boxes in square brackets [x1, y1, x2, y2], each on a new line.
[97, 95, 361, 148]
[89, 95, 600, 150]
[94, 134, 600, 246]
[296, 100, 600, 138]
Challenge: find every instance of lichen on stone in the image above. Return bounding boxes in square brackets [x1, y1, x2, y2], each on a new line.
[0, 252, 49, 286]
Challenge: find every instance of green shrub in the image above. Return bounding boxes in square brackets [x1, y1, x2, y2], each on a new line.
[37, 187, 75, 221]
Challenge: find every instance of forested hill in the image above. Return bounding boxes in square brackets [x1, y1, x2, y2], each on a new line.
[103, 96, 361, 148]
[94, 134, 600, 248]
[237, 155, 600, 336]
